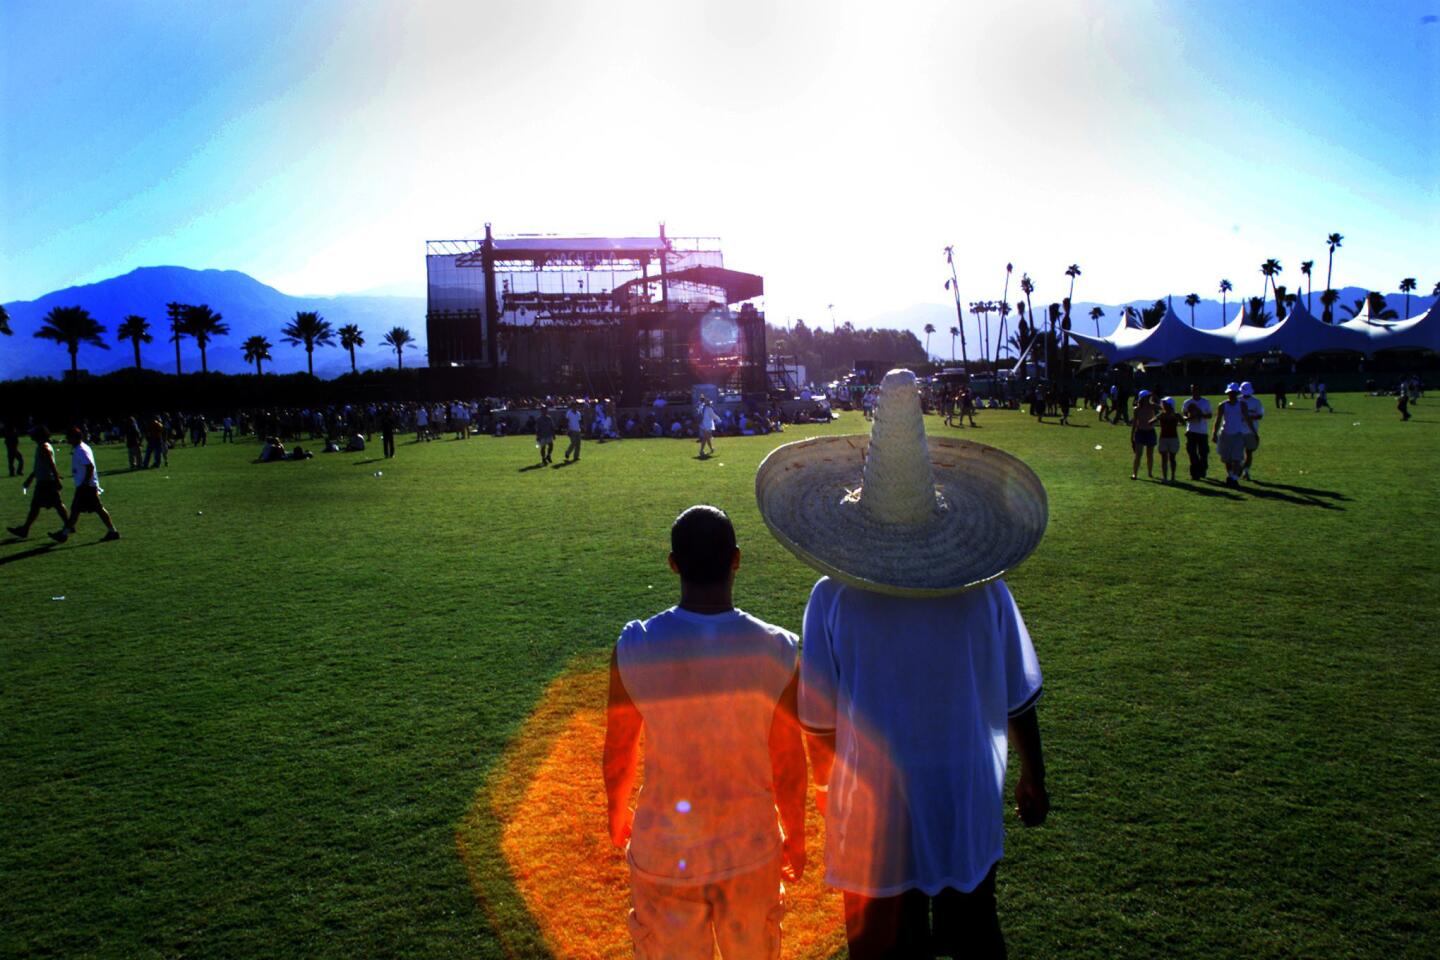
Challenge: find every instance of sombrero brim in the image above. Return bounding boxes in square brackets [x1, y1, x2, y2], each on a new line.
[755, 434, 1048, 597]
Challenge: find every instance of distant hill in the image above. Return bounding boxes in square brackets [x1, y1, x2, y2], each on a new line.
[1, 266, 426, 380]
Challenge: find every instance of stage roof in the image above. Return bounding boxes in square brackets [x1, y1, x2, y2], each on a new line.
[614, 267, 764, 304]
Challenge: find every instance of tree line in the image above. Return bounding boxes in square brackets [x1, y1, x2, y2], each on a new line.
[3, 303, 417, 376]
[767, 320, 926, 383]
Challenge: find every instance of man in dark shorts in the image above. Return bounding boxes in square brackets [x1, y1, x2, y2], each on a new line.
[52, 427, 119, 542]
[8, 425, 70, 540]
[1130, 389, 1158, 480]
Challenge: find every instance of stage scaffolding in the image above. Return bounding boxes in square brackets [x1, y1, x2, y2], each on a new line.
[425, 224, 766, 404]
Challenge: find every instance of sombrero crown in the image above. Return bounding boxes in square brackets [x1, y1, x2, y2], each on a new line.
[755, 369, 1048, 596]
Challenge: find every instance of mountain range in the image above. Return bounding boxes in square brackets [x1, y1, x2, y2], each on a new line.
[2, 266, 1434, 380]
[1, 267, 426, 380]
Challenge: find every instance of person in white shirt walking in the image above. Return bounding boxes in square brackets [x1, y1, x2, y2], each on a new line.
[1181, 384, 1213, 481]
[51, 427, 119, 542]
[604, 505, 806, 959]
[563, 401, 584, 462]
[1239, 381, 1265, 481]
[1212, 383, 1253, 488]
[697, 399, 720, 458]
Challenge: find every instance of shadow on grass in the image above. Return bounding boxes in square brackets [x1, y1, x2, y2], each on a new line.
[353, 458, 385, 466]
[1167, 480, 1244, 501]
[551, 460, 579, 469]
[1248, 479, 1350, 501]
[517, 462, 548, 473]
[0, 538, 103, 565]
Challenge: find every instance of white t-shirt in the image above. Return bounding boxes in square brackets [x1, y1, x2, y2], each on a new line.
[1216, 399, 1248, 435]
[800, 577, 1042, 896]
[617, 607, 798, 885]
[565, 409, 582, 432]
[1242, 396, 1264, 434]
[700, 407, 719, 432]
[1181, 396, 1212, 434]
[71, 442, 98, 489]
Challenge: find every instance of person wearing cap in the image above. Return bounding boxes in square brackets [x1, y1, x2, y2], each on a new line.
[50, 427, 119, 542]
[1212, 383, 1253, 488]
[7, 425, 71, 541]
[1156, 397, 1183, 483]
[1239, 382, 1265, 481]
[697, 398, 720, 457]
[604, 505, 806, 959]
[1181, 384, 1213, 481]
[757, 369, 1049, 959]
[1130, 389, 1159, 480]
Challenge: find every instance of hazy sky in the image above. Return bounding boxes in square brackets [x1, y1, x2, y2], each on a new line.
[2, 0, 1436, 326]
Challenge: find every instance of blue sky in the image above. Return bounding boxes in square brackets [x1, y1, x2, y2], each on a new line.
[2, 0, 1436, 325]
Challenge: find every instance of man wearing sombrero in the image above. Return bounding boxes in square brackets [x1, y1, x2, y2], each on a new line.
[756, 369, 1050, 958]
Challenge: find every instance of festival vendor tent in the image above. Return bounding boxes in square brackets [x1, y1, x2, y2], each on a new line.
[1068, 305, 1232, 363]
[1344, 307, 1440, 354]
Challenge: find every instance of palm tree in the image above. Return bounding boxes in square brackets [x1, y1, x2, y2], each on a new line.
[1184, 293, 1200, 325]
[281, 310, 335, 376]
[1089, 305, 1104, 335]
[0, 303, 10, 336]
[34, 305, 109, 373]
[1019, 273, 1036, 376]
[923, 323, 936, 359]
[166, 301, 188, 375]
[382, 326, 414, 369]
[1300, 260, 1315, 311]
[1320, 288, 1340, 323]
[243, 335, 273, 375]
[181, 304, 228, 374]
[1065, 264, 1081, 305]
[1342, 292, 1398, 321]
[1219, 279, 1233, 324]
[949, 326, 959, 361]
[1242, 297, 1270, 328]
[1432, 281, 1439, 298]
[116, 315, 152, 369]
[338, 324, 365, 374]
[1399, 278, 1417, 319]
[1260, 259, 1282, 316]
[1324, 233, 1343, 322]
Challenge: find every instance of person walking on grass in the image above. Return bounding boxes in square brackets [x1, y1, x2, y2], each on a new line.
[8, 426, 70, 540]
[1156, 397, 1182, 483]
[604, 505, 806, 960]
[1213, 383, 1253, 488]
[563, 400, 583, 463]
[697, 398, 719, 457]
[1130, 389, 1158, 480]
[1315, 382, 1333, 413]
[756, 369, 1050, 960]
[50, 427, 119, 542]
[5, 420, 25, 477]
[1181, 384, 1212, 481]
[1240, 382, 1265, 481]
[534, 404, 556, 465]
[380, 407, 397, 459]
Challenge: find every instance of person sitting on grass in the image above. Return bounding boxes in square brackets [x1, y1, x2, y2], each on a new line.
[50, 427, 119, 543]
[604, 505, 806, 960]
[8, 425, 69, 540]
[257, 437, 286, 463]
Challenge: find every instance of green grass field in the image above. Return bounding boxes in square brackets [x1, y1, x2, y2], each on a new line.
[3, 396, 1437, 958]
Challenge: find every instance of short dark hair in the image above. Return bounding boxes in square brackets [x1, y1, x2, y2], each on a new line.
[670, 505, 737, 584]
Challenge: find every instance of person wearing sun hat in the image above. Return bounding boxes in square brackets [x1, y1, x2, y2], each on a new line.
[756, 368, 1050, 959]
[1239, 381, 1265, 481]
[1212, 382, 1253, 487]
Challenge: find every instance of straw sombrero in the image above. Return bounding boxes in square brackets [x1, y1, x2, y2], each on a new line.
[755, 369, 1048, 596]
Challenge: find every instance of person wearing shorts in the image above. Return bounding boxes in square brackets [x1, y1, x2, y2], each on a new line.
[1156, 397, 1182, 483]
[534, 404, 555, 465]
[52, 427, 119, 542]
[1240, 382, 1264, 480]
[1130, 389, 1158, 480]
[8, 425, 70, 540]
[1212, 384, 1252, 488]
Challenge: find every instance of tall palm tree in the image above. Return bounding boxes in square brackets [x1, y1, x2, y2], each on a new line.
[338, 324, 365, 374]
[1342, 292, 1398, 321]
[923, 322, 936, 359]
[1432, 281, 1439, 298]
[1219, 279, 1233, 325]
[382, 326, 413, 369]
[1089, 305, 1104, 335]
[116, 315, 152, 369]
[1065, 264, 1081, 305]
[34, 305, 109, 373]
[243, 335, 273, 375]
[166, 301, 188, 375]
[949, 326, 959, 361]
[182, 304, 228, 374]
[1399, 278, 1417, 319]
[1184, 293, 1200, 325]
[1300, 260, 1315, 311]
[0, 303, 10, 336]
[1324, 233, 1343, 322]
[1019, 274, 1036, 376]
[1260, 259, 1282, 316]
[1320, 288, 1340, 323]
[281, 310, 335, 376]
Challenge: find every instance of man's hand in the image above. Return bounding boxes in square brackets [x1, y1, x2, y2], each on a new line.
[609, 807, 633, 849]
[813, 785, 828, 817]
[781, 832, 806, 882]
[1015, 772, 1049, 827]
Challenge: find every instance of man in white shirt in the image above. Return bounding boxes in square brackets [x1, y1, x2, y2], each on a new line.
[563, 401, 584, 462]
[697, 400, 719, 457]
[605, 505, 806, 959]
[51, 427, 119, 542]
[1240, 381, 1265, 480]
[1181, 383, 1213, 481]
[1212, 383, 1253, 488]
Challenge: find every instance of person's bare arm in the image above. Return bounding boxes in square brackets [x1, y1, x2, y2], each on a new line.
[1008, 706, 1048, 827]
[802, 729, 836, 816]
[602, 646, 642, 848]
[768, 669, 807, 881]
